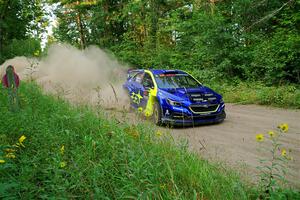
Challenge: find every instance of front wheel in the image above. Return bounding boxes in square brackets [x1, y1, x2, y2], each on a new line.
[153, 101, 162, 126]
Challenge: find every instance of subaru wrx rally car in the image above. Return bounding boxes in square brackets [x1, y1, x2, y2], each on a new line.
[123, 69, 226, 126]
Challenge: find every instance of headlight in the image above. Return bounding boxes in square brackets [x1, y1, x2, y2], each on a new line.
[220, 98, 224, 104]
[167, 99, 182, 106]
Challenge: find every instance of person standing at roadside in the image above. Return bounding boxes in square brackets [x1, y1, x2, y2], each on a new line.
[1, 65, 20, 111]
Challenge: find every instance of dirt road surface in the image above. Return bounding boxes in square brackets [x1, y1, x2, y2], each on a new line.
[162, 103, 300, 188]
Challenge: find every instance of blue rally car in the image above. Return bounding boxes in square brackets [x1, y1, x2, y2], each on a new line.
[123, 69, 226, 126]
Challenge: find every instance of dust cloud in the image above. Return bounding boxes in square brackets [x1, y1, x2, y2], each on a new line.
[0, 44, 130, 110]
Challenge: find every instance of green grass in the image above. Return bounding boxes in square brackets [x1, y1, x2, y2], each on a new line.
[212, 82, 300, 109]
[0, 82, 247, 199]
[0, 82, 299, 199]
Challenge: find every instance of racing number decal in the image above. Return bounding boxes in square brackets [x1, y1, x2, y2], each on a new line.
[130, 90, 143, 104]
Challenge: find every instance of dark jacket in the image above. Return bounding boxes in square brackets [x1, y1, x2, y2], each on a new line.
[2, 73, 20, 88]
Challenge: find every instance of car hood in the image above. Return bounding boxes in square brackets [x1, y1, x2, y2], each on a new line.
[159, 86, 221, 102]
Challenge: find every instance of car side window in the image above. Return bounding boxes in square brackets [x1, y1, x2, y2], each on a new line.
[142, 73, 154, 89]
[132, 72, 144, 84]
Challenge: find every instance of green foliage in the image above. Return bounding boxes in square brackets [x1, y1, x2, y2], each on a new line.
[50, 0, 300, 85]
[0, 0, 44, 63]
[254, 124, 298, 199]
[0, 82, 251, 199]
[206, 81, 300, 109]
[184, 69, 300, 108]
[251, 29, 300, 84]
[1, 38, 41, 59]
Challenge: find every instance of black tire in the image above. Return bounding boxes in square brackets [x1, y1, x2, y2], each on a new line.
[153, 101, 162, 125]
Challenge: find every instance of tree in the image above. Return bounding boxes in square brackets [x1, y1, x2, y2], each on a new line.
[0, 0, 44, 63]
[48, 0, 300, 84]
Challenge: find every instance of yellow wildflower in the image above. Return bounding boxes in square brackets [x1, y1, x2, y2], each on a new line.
[255, 134, 264, 142]
[60, 145, 65, 155]
[281, 148, 287, 157]
[144, 111, 151, 117]
[268, 131, 275, 137]
[4, 148, 16, 153]
[287, 156, 293, 161]
[0, 160, 5, 164]
[33, 50, 40, 56]
[12, 144, 20, 148]
[138, 107, 143, 112]
[60, 161, 67, 168]
[16, 135, 26, 147]
[5, 153, 16, 159]
[15, 142, 25, 148]
[160, 183, 166, 189]
[156, 130, 163, 137]
[278, 123, 288, 133]
[18, 135, 26, 143]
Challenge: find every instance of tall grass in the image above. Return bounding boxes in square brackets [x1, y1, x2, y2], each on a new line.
[190, 70, 300, 108]
[0, 82, 249, 199]
[210, 82, 300, 109]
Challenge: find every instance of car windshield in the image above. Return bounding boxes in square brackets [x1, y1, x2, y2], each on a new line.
[154, 74, 201, 89]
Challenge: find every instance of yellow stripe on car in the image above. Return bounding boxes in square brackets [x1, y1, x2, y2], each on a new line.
[144, 70, 158, 117]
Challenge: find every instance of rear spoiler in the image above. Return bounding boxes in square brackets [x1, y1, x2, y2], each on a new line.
[127, 69, 144, 80]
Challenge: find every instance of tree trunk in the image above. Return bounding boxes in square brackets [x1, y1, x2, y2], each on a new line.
[150, 0, 159, 50]
[76, 11, 86, 49]
[0, 1, 9, 57]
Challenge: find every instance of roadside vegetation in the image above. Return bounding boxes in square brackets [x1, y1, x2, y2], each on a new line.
[1, 1, 299, 199]
[0, 82, 247, 199]
[1, 83, 299, 199]
[255, 124, 298, 199]
[215, 82, 300, 109]
[200, 80, 300, 109]
[0, 82, 299, 199]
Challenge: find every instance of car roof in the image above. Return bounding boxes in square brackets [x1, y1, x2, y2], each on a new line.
[149, 69, 187, 75]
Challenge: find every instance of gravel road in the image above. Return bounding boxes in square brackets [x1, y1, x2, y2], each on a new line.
[164, 103, 300, 188]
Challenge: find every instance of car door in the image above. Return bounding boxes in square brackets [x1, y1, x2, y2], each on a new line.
[128, 72, 144, 108]
[139, 72, 155, 109]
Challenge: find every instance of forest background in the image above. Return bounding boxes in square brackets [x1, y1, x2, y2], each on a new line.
[0, 0, 299, 107]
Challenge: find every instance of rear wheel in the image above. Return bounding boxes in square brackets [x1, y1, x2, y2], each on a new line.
[153, 101, 162, 125]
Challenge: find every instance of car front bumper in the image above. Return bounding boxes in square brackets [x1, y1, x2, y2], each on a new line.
[161, 103, 226, 126]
